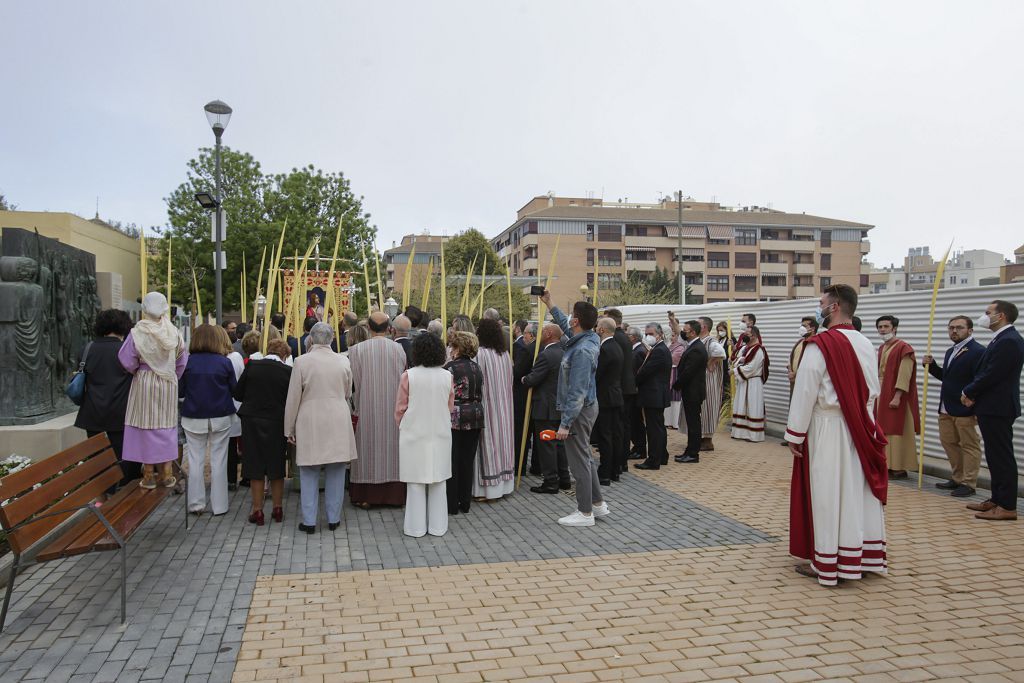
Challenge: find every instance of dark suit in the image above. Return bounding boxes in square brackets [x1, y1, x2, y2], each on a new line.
[630, 343, 648, 458]
[522, 342, 570, 488]
[672, 339, 708, 458]
[614, 329, 637, 473]
[963, 326, 1024, 510]
[512, 336, 536, 475]
[396, 336, 414, 366]
[595, 338, 624, 481]
[636, 341, 672, 467]
[927, 338, 985, 487]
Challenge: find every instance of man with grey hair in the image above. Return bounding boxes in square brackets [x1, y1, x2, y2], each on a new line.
[483, 307, 501, 321]
[347, 311, 408, 506]
[392, 314, 413, 366]
[626, 325, 647, 460]
[636, 322, 672, 469]
[427, 319, 444, 337]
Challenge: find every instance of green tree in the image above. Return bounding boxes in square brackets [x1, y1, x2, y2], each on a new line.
[442, 228, 508, 277]
[0, 192, 16, 211]
[155, 148, 377, 318]
[602, 269, 691, 307]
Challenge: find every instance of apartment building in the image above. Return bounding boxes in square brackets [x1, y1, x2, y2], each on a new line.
[865, 246, 1008, 294]
[490, 195, 872, 309]
[383, 234, 448, 293]
[1001, 244, 1024, 284]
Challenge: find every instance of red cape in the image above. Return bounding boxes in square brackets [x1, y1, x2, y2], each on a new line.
[875, 339, 921, 436]
[790, 325, 889, 560]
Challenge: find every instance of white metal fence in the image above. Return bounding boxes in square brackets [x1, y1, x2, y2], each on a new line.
[618, 283, 1024, 481]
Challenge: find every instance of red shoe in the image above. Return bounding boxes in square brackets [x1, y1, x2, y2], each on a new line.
[248, 510, 265, 526]
[271, 507, 283, 523]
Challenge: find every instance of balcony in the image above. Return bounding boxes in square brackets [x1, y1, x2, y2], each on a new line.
[759, 285, 788, 298]
[759, 262, 789, 274]
[686, 284, 705, 296]
[793, 285, 817, 298]
[758, 239, 816, 251]
[625, 259, 657, 271]
[860, 240, 871, 255]
[521, 257, 538, 271]
[793, 263, 816, 275]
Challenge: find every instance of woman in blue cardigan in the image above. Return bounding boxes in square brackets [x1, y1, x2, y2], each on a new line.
[179, 324, 238, 515]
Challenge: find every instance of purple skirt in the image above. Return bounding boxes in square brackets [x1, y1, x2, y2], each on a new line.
[669, 365, 682, 402]
[122, 426, 179, 464]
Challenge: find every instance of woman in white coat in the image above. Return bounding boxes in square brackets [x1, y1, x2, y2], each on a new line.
[395, 332, 455, 537]
[284, 323, 358, 534]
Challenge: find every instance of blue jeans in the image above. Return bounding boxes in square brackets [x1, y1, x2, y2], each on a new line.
[299, 463, 347, 527]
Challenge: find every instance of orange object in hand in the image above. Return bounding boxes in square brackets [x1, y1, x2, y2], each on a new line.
[539, 429, 558, 441]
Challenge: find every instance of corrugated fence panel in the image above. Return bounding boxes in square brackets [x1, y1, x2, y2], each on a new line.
[618, 283, 1024, 480]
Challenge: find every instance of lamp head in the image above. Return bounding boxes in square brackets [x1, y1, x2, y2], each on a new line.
[204, 99, 232, 136]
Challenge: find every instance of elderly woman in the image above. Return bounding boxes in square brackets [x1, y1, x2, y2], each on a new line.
[179, 324, 237, 515]
[119, 292, 188, 489]
[473, 318, 515, 500]
[76, 309, 136, 486]
[345, 322, 371, 349]
[234, 338, 292, 525]
[284, 322, 358, 534]
[396, 333, 454, 537]
[444, 331, 484, 515]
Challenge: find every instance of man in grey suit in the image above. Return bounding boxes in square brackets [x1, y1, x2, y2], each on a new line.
[522, 323, 571, 493]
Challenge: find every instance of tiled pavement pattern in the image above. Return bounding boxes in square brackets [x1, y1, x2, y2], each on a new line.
[0, 430, 1022, 682]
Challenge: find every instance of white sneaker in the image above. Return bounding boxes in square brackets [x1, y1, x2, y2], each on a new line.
[558, 510, 595, 527]
[592, 502, 610, 518]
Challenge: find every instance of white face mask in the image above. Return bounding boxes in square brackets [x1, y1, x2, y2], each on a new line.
[879, 332, 894, 342]
[976, 313, 992, 329]
[798, 325, 809, 337]
[644, 334, 657, 347]
[717, 330, 726, 339]
[737, 322, 748, 333]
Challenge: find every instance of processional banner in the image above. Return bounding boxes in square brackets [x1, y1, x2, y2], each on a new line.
[282, 269, 353, 338]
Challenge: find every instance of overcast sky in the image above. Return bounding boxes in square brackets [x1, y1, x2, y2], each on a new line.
[3, 1, 1022, 267]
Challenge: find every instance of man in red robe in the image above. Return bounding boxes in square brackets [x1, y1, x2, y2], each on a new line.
[787, 284, 889, 587]
[875, 315, 920, 479]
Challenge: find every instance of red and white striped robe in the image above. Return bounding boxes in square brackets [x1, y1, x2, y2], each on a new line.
[349, 336, 407, 484]
[474, 347, 515, 494]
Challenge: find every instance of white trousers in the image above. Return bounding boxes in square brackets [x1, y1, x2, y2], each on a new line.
[665, 401, 681, 430]
[404, 482, 448, 537]
[182, 416, 232, 515]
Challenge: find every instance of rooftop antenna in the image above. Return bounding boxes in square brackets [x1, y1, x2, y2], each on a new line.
[95, 196, 99, 220]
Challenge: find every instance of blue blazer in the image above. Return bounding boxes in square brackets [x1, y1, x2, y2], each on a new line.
[926, 338, 985, 417]
[963, 326, 1024, 419]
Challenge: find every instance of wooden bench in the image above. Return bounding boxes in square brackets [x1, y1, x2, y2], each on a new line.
[0, 434, 170, 632]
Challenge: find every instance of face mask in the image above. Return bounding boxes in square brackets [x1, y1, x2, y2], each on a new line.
[976, 314, 991, 329]
[644, 334, 657, 346]
[879, 332, 894, 342]
[717, 330, 726, 339]
[737, 322, 748, 333]
[798, 325, 808, 337]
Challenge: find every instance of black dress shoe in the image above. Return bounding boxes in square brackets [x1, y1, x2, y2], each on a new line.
[627, 452, 645, 460]
[298, 523, 315, 534]
[610, 475, 620, 482]
[227, 483, 238, 492]
[950, 484, 975, 498]
[676, 455, 700, 464]
[328, 522, 341, 531]
[529, 468, 542, 476]
[459, 503, 471, 513]
[448, 508, 459, 515]
[935, 479, 958, 490]
[635, 462, 660, 470]
[530, 484, 559, 494]
[559, 481, 572, 490]
[599, 479, 611, 486]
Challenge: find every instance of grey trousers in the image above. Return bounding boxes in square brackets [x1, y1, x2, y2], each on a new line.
[564, 402, 601, 514]
[299, 462, 347, 527]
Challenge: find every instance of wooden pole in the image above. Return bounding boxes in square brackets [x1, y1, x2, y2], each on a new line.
[325, 220, 343, 350]
[360, 240, 373, 316]
[165, 237, 172, 307]
[260, 219, 288, 354]
[402, 244, 416, 310]
[440, 242, 447, 342]
[373, 244, 385, 312]
[139, 228, 148, 298]
[919, 240, 954, 489]
[240, 251, 247, 323]
[505, 255, 514, 352]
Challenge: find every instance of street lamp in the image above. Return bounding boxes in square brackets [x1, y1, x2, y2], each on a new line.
[201, 99, 232, 324]
[255, 294, 267, 322]
[384, 297, 400, 318]
[579, 283, 590, 304]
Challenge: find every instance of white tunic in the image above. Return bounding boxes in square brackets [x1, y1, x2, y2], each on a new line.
[731, 347, 766, 442]
[785, 329, 887, 586]
[399, 367, 454, 484]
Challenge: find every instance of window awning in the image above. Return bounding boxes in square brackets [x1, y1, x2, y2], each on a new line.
[681, 248, 705, 256]
[625, 246, 656, 253]
[791, 228, 816, 237]
[672, 226, 707, 238]
[708, 225, 735, 239]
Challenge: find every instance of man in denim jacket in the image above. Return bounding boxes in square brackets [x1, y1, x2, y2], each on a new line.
[541, 290, 610, 527]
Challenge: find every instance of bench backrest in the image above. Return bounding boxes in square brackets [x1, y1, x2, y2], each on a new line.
[0, 434, 122, 555]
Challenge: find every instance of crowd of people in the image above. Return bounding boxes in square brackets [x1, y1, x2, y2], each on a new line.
[73, 286, 1022, 554]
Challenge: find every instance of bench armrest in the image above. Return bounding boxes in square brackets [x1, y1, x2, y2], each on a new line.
[2, 502, 126, 549]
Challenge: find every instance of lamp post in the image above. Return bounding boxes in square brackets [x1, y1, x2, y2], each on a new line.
[203, 99, 232, 324]
[676, 189, 686, 306]
[255, 294, 267, 326]
[579, 283, 590, 304]
[384, 297, 400, 319]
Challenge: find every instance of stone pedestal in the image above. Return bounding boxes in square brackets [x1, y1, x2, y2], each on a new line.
[0, 412, 86, 461]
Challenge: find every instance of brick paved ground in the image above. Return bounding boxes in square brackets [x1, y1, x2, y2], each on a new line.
[1, 429, 1022, 682]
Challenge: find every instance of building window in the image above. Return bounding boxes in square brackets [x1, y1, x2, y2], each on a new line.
[761, 274, 786, 287]
[679, 252, 705, 262]
[588, 273, 622, 290]
[708, 275, 729, 292]
[794, 275, 812, 287]
[687, 295, 704, 305]
[820, 253, 831, 270]
[735, 252, 757, 269]
[598, 249, 621, 266]
[708, 238, 730, 245]
[735, 229, 757, 246]
[761, 229, 782, 240]
[527, 221, 538, 235]
[523, 246, 537, 259]
[861, 274, 869, 287]
[586, 249, 594, 267]
[626, 249, 656, 261]
[708, 252, 729, 268]
[820, 276, 832, 290]
[760, 251, 782, 263]
[794, 253, 814, 264]
[685, 273, 704, 286]
[586, 224, 594, 242]
[820, 231, 832, 247]
[734, 276, 757, 292]
[598, 224, 621, 242]
[624, 225, 648, 237]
